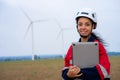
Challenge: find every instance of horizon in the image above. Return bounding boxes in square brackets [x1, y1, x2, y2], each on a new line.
[0, 51, 120, 57]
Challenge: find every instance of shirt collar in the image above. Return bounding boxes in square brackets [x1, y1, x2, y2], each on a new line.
[79, 35, 95, 42]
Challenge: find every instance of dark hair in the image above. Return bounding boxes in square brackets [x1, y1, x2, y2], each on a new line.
[91, 32, 107, 46]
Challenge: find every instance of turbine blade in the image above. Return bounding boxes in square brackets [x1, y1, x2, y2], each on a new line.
[24, 23, 32, 39]
[56, 30, 62, 39]
[53, 18, 62, 29]
[19, 7, 32, 22]
[34, 19, 49, 23]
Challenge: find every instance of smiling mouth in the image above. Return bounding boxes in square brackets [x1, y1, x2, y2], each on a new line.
[80, 31, 87, 35]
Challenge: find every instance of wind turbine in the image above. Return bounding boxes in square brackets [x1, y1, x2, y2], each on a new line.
[54, 19, 73, 58]
[20, 8, 48, 60]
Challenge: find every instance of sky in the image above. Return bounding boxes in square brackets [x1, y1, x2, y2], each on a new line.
[0, 0, 120, 57]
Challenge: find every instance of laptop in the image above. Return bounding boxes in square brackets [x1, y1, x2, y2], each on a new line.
[72, 42, 99, 68]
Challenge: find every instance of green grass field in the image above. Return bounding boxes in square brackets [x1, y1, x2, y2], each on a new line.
[0, 56, 120, 80]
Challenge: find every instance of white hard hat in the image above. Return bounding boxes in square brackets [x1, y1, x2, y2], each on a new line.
[76, 8, 97, 29]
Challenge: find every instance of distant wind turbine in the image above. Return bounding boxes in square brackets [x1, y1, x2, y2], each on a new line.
[54, 19, 73, 58]
[20, 8, 48, 60]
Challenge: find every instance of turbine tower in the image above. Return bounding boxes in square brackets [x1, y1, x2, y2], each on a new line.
[20, 8, 48, 60]
[54, 19, 73, 58]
